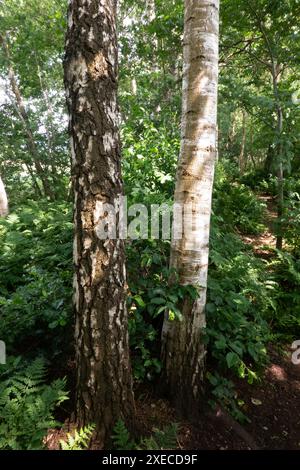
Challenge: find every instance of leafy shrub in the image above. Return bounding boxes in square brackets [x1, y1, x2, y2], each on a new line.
[207, 372, 249, 423]
[122, 120, 178, 206]
[240, 169, 277, 194]
[127, 239, 198, 381]
[213, 181, 266, 234]
[0, 267, 72, 352]
[0, 201, 72, 291]
[281, 177, 300, 253]
[256, 176, 278, 196]
[0, 357, 68, 450]
[206, 226, 274, 382]
[266, 251, 300, 339]
[0, 201, 73, 357]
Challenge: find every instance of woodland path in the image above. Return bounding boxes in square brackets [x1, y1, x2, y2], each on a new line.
[242, 194, 277, 256]
[211, 192, 300, 450]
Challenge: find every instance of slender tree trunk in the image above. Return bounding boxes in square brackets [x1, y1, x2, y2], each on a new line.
[0, 34, 54, 199]
[226, 112, 236, 151]
[64, 0, 135, 445]
[0, 176, 8, 217]
[239, 109, 247, 174]
[249, 124, 256, 169]
[131, 78, 137, 95]
[276, 161, 284, 249]
[36, 61, 57, 175]
[272, 66, 284, 250]
[216, 125, 219, 162]
[161, 0, 219, 419]
[8, 118, 42, 197]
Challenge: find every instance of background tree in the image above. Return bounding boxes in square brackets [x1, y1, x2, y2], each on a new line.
[220, 0, 300, 248]
[0, 0, 68, 200]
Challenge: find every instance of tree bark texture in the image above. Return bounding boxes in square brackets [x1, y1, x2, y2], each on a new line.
[161, 0, 219, 418]
[64, 0, 135, 444]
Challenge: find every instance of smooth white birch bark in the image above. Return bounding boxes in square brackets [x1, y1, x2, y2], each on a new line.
[161, 0, 219, 416]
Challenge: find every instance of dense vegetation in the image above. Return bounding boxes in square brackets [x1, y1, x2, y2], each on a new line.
[0, 0, 299, 450]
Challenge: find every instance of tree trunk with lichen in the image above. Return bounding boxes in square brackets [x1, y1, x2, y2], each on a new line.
[64, 0, 135, 445]
[161, 0, 219, 419]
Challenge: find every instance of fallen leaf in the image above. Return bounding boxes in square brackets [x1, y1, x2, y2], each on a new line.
[251, 398, 262, 406]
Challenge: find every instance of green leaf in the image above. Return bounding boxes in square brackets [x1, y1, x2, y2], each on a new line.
[215, 337, 227, 350]
[226, 352, 240, 369]
[150, 298, 166, 305]
[206, 303, 216, 314]
[134, 295, 146, 308]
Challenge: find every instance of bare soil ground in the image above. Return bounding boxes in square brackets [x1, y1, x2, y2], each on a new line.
[133, 346, 300, 450]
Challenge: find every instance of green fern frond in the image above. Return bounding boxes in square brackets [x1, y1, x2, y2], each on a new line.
[112, 419, 135, 450]
[60, 424, 95, 450]
[112, 420, 178, 451]
[139, 424, 179, 450]
[0, 357, 69, 450]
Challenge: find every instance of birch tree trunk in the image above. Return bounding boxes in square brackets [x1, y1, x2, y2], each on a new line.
[0, 176, 8, 217]
[64, 0, 135, 444]
[239, 110, 247, 174]
[271, 64, 284, 250]
[161, 0, 219, 418]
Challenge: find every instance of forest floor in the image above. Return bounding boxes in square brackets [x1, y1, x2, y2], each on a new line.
[46, 348, 300, 450]
[136, 345, 300, 450]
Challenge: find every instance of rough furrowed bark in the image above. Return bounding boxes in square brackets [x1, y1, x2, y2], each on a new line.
[161, 0, 219, 419]
[64, 0, 135, 445]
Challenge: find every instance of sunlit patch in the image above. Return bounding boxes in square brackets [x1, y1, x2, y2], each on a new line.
[88, 52, 108, 80]
[267, 364, 287, 382]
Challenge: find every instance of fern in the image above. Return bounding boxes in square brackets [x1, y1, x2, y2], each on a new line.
[112, 420, 178, 450]
[60, 424, 95, 450]
[139, 424, 178, 450]
[112, 419, 135, 450]
[0, 357, 68, 450]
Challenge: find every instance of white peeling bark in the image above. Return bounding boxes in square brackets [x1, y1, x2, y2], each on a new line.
[0, 176, 8, 217]
[161, 0, 219, 418]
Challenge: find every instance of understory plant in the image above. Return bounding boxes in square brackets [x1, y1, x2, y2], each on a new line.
[0, 357, 68, 450]
[112, 419, 178, 450]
